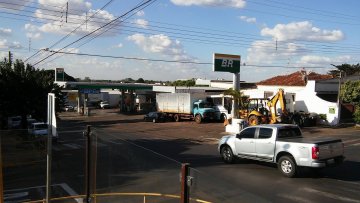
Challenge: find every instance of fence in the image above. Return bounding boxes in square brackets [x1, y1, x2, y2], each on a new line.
[1, 124, 267, 203]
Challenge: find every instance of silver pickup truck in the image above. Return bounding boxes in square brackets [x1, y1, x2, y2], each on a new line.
[218, 124, 345, 177]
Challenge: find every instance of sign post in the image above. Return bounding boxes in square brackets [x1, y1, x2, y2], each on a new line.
[213, 53, 241, 118]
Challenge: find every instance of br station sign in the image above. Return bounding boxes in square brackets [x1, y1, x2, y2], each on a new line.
[213, 53, 241, 73]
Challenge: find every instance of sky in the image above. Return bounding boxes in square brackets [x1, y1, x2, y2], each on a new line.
[0, 0, 359, 82]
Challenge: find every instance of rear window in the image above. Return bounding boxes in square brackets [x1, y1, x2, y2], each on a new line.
[35, 124, 48, 129]
[278, 128, 302, 138]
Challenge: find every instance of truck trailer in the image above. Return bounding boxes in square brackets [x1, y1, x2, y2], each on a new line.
[156, 93, 215, 124]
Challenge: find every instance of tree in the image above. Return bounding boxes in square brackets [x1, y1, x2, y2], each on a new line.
[136, 78, 145, 83]
[340, 80, 360, 123]
[0, 56, 64, 128]
[328, 63, 360, 78]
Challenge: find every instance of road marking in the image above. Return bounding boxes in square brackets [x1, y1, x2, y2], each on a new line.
[343, 138, 360, 144]
[63, 143, 80, 149]
[4, 183, 81, 203]
[302, 187, 360, 203]
[277, 193, 309, 203]
[59, 183, 83, 203]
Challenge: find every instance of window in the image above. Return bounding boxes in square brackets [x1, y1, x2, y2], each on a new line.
[278, 128, 302, 138]
[264, 91, 274, 98]
[239, 128, 256, 139]
[258, 128, 273, 139]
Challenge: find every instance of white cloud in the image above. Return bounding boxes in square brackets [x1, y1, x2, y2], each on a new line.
[0, 28, 12, 36]
[38, 0, 91, 14]
[298, 55, 352, 65]
[136, 10, 145, 17]
[24, 24, 42, 39]
[0, 0, 33, 12]
[246, 40, 308, 64]
[0, 39, 23, 49]
[261, 21, 344, 42]
[170, 0, 246, 8]
[35, 9, 115, 36]
[127, 34, 194, 61]
[239, 16, 256, 23]
[116, 43, 123, 48]
[133, 19, 149, 29]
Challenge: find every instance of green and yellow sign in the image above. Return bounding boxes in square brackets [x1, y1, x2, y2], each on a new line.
[213, 53, 241, 73]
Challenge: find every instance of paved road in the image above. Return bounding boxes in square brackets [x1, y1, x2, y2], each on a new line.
[3, 109, 360, 202]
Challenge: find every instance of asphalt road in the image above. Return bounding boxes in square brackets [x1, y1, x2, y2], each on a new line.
[3, 109, 360, 202]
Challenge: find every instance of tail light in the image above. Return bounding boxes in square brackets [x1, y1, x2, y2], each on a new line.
[312, 146, 319, 159]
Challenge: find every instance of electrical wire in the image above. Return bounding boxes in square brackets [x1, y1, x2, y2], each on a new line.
[42, 49, 351, 69]
[31, 0, 156, 66]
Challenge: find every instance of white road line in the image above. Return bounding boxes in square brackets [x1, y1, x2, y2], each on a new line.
[277, 193, 309, 203]
[63, 143, 80, 149]
[343, 138, 360, 144]
[302, 187, 360, 203]
[59, 183, 83, 203]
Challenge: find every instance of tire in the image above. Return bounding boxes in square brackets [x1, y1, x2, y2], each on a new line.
[248, 115, 260, 126]
[195, 114, 202, 124]
[152, 118, 157, 123]
[220, 113, 227, 122]
[174, 114, 181, 122]
[278, 156, 297, 178]
[221, 146, 234, 164]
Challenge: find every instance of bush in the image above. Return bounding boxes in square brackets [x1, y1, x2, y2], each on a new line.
[354, 105, 360, 124]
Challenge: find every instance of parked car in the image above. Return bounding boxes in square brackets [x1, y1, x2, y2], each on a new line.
[144, 112, 166, 123]
[8, 116, 21, 129]
[218, 124, 345, 177]
[100, 101, 110, 109]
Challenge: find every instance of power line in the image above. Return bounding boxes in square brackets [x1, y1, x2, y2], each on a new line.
[24, 0, 115, 63]
[43, 49, 350, 69]
[32, 0, 157, 66]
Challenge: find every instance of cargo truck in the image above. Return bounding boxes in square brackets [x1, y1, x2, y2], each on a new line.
[156, 93, 215, 124]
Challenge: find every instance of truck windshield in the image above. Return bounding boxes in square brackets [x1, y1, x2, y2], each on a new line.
[199, 103, 211, 108]
[278, 128, 302, 138]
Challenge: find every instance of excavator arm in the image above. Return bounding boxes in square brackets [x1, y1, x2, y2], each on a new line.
[267, 89, 288, 124]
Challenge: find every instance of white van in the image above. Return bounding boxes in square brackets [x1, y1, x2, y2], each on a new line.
[28, 122, 48, 137]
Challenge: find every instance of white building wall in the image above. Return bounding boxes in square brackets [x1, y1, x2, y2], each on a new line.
[296, 81, 339, 125]
[240, 82, 339, 125]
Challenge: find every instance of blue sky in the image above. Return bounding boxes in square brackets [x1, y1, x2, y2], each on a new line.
[0, 0, 359, 82]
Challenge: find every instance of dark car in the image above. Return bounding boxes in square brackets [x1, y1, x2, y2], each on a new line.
[144, 112, 166, 123]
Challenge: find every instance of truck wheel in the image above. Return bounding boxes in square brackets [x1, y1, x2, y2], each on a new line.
[221, 146, 234, 164]
[195, 114, 202, 124]
[174, 114, 181, 122]
[220, 113, 227, 122]
[248, 115, 260, 126]
[278, 156, 297, 178]
[152, 118, 157, 123]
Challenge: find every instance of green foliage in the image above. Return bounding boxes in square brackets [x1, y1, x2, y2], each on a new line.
[224, 88, 248, 109]
[171, 79, 195, 86]
[340, 80, 360, 123]
[340, 80, 360, 103]
[354, 105, 360, 123]
[136, 78, 145, 83]
[0, 55, 64, 128]
[328, 63, 360, 78]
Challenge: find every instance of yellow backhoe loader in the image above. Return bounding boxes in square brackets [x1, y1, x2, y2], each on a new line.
[240, 89, 289, 126]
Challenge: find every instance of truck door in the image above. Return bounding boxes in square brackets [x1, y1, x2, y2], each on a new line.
[235, 127, 256, 158]
[255, 127, 275, 161]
